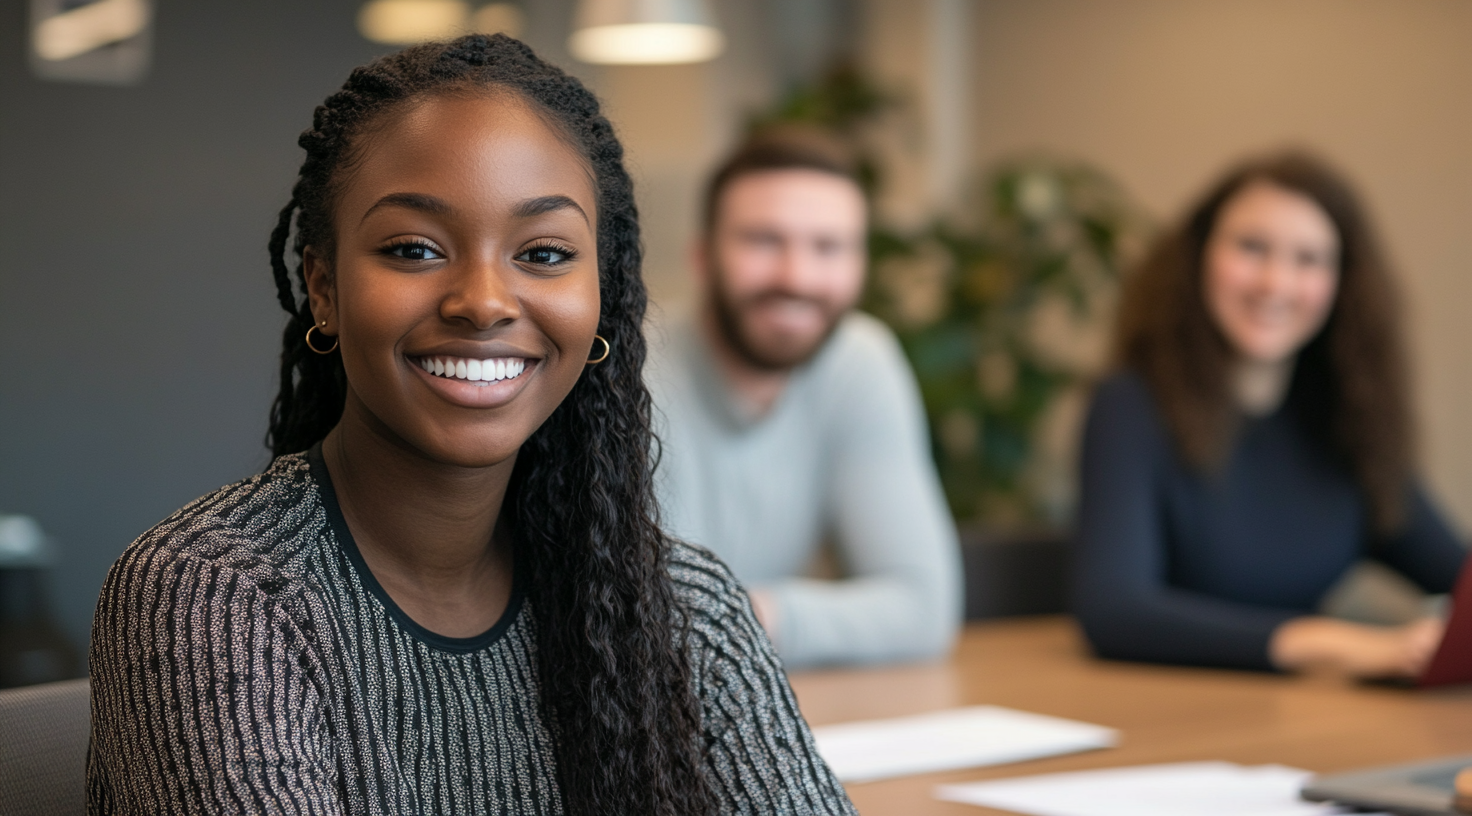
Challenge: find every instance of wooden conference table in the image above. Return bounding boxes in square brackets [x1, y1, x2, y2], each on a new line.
[786, 616, 1472, 815]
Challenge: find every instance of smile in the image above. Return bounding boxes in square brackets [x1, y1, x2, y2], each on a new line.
[415, 355, 528, 386]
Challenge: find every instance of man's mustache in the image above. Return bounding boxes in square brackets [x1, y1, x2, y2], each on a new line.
[739, 291, 831, 312]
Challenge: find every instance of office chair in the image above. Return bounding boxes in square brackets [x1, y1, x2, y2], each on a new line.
[0, 678, 89, 816]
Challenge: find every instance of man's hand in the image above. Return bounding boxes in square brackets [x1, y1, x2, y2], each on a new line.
[748, 588, 780, 638]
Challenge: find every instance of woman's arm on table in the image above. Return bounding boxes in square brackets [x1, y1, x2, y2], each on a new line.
[1070, 375, 1301, 671]
[1073, 375, 1451, 678]
[1273, 484, 1465, 678]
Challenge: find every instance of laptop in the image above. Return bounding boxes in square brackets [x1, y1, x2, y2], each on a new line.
[1417, 553, 1472, 688]
[1299, 557, 1472, 814]
[1301, 755, 1472, 815]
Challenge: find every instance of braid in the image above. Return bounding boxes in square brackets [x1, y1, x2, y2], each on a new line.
[263, 34, 718, 815]
[267, 198, 303, 318]
[265, 189, 346, 457]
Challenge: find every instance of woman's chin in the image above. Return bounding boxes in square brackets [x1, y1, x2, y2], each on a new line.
[1225, 329, 1310, 366]
[415, 434, 525, 470]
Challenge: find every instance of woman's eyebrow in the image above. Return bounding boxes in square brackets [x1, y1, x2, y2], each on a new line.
[512, 194, 589, 225]
[360, 192, 451, 224]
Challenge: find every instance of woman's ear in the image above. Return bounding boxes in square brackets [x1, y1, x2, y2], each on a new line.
[303, 247, 337, 333]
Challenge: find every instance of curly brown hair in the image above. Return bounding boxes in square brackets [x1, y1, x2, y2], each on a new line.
[1114, 151, 1412, 532]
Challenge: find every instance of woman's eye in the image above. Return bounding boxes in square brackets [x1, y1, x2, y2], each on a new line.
[1296, 249, 1332, 269]
[517, 245, 575, 266]
[384, 242, 444, 261]
[1235, 236, 1269, 256]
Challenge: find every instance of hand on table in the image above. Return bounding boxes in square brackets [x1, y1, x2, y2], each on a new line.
[1269, 616, 1444, 679]
[748, 588, 780, 638]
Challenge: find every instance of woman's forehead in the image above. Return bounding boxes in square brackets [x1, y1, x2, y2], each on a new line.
[338, 93, 597, 222]
[1218, 180, 1337, 245]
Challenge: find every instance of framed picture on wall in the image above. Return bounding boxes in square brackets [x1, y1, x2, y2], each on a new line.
[29, 0, 155, 86]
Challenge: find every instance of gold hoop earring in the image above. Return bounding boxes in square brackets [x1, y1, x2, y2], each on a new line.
[305, 323, 338, 355]
[586, 334, 611, 365]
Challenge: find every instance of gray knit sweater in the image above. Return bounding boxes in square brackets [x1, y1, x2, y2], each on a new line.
[87, 446, 854, 815]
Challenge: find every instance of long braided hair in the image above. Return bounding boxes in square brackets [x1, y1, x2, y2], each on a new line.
[265, 34, 717, 815]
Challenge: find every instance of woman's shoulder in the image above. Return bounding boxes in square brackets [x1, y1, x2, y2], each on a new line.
[1091, 369, 1157, 411]
[665, 538, 750, 622]
[663, 540, 856, 813]
[1086, 370, 1171, 437]
[108, 452, 325, 600]
[664, 538, 780, 660]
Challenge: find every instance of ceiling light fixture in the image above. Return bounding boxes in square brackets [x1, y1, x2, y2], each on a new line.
[33, 0, 149, 62]
[358, 0, 469, 45]
[29, 0, 154, 85]
[472, 3, 525, 38]
[569, 0, 724, 65]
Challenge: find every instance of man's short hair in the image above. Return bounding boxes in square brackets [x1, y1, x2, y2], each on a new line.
[702, 126, 861, 233]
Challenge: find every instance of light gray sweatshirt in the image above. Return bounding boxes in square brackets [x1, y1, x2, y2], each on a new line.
[646, 310, 962, 668]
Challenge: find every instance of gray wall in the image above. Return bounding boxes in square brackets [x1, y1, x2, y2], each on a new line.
[0, 1, 409, 653]
[0, 0, 823, 656]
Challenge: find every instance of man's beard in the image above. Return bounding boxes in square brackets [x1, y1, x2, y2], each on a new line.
[709, 270, 846, 373]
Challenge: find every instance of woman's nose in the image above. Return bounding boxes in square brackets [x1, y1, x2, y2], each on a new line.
[440, 259, 521, 329]
[1253, 251, 1297, 294]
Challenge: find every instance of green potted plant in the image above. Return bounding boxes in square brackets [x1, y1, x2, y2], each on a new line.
[865, 160, 1148, 523]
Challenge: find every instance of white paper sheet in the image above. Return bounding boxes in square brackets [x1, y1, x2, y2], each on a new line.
[934, 761, 1381, 816]
[810, 705, 1117, 783]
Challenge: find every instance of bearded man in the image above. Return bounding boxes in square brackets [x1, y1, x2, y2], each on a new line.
[646, 129, 961, 668]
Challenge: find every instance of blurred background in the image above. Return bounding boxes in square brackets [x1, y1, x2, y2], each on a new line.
[3, 0, 1472, 682]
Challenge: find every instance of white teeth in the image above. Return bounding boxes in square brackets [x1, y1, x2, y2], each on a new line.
[419, 356, 527, 383]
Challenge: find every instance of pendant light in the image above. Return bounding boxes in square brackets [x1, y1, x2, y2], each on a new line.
[32, 0, 150, 62]
[569, 0, 725, 65]
[358, 0, 469, 45]
[358, 1, 524, 45]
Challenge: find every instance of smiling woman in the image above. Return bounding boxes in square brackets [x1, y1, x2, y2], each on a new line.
[84, 34, 854, 816]
[1071, 152, 1467, 679]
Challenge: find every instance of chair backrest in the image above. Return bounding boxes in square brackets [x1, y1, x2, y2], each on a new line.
[961, 526, 1071, 619]
[0, 678, 89, 816]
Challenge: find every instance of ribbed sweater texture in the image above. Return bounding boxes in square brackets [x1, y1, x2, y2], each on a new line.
[87, 447, 855, 815]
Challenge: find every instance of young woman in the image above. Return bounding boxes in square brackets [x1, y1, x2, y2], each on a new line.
[1072, 152, 1466, 677]
[87, 35, 854, 815]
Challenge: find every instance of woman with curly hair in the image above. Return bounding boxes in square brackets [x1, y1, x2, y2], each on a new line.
[1072, 152, 1465, 678]
[86, 34, 853, 815]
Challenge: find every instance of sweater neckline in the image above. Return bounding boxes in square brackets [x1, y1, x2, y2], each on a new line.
[307, 442, 526, 654]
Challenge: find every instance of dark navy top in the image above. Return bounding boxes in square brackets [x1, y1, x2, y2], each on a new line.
[1071, 371, 1466, 671]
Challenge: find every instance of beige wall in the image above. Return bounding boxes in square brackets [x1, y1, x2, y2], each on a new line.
[597, 62, 732, 310]
[594, 0, 1472, 528]
[585, 1, 797, 311]
[957, 0, 1472, 529]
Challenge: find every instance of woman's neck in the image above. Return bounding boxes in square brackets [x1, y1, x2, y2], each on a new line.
[1232, 356, 1295, 416]
[322, 401, 517, 638]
